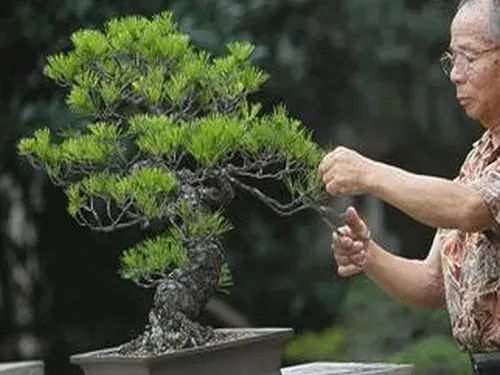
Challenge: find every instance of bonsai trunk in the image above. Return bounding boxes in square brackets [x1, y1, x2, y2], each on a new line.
[119, 238, 225, 356]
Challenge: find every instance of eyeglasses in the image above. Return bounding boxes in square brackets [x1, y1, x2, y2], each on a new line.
[439, 46, 500, 78]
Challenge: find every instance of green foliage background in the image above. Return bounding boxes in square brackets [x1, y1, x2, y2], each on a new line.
[0, 1, 476, 374]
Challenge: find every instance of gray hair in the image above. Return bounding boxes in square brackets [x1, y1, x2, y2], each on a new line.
[457, 0, 500, 40]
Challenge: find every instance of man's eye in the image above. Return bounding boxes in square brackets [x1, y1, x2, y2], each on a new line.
[461, 50, 480, 61]
[464, 54, 477, 62]
[450, 50, 477, 62]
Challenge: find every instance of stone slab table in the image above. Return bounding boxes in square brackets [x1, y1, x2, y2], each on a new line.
[282, 362, 414, 375]
[0, 361, 44, 375]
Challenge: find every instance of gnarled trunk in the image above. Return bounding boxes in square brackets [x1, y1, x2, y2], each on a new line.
[119, 237, 225, 356]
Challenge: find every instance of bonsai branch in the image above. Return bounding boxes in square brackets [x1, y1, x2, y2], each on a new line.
[307, 201, 345, 230]
[77, 197, 144, 232]
[224, 173, 308, 217]
[225, 172, 344, 230]
[229, 161, 304, 180]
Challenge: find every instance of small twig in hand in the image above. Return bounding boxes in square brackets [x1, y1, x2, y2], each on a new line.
[312, 204, 345, 229]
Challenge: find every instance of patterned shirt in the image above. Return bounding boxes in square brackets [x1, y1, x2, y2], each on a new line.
[440, 128, 500, 351]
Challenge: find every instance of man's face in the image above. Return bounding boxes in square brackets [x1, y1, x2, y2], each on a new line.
[450, 1, 500, 127]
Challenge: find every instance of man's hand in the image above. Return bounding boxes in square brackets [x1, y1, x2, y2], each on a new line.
[318, 146, 375, 196]
[332, 206, 371, 278]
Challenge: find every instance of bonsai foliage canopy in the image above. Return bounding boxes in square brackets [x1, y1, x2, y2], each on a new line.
[17, 10, 334, 355]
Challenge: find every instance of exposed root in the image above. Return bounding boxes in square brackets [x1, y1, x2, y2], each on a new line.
[118, 311, 215, 357]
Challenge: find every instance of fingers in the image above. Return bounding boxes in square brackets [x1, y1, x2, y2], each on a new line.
[326, 180, 342, 196]
[317, 149, 338, 179]
[332, 227, 362, 251]
[317, 146, 347, 181]
[337, 225, 353, 237]
[344, 206, 370, 241]
[332, 228, 353, 251]
[350, 249, 366, 267]
[331, 228, 367, 278]
[333, 241, 365, 265]
[338, 264, 362, 278]
[322, 167, 340, 195]
[317, 156, 330, 181]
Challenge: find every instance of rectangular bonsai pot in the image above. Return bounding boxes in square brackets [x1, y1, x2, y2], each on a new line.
[70, 327, 293, 375]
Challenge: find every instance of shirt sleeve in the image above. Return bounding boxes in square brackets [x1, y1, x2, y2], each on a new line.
[472, 166, 500, 229]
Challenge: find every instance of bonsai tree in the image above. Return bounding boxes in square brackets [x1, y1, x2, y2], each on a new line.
[18, 11, 338, 356]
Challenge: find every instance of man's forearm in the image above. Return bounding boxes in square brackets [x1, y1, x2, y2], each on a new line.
[367, 162, 490, 231]
[364, 241, 444, 308]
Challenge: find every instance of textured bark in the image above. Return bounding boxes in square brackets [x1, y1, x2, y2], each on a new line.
[119, 237, 225, 356]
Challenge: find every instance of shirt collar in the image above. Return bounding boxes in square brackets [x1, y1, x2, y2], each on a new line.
[485, 128, 500, 150]
[474, 128, 500, 153]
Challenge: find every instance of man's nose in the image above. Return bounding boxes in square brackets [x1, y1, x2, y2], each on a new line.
[450, 63, 467, 84]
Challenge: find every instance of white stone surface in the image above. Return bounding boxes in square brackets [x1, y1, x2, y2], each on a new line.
[281, 362, 414, 375]
[0, 361, 44, 375]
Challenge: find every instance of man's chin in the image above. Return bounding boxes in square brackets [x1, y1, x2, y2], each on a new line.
[462, 103, 479, 120]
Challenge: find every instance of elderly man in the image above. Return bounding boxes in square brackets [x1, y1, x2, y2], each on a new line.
[317, 0, 500, 373]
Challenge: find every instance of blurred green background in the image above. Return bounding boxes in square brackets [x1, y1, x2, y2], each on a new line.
[0, 1, 478, 374]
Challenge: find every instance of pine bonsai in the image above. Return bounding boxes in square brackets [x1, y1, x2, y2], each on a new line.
[18, 11, 338, 356]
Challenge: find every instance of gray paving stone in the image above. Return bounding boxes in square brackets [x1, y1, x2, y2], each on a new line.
[281, 362, 414, 375]
[0, 361, 44, 375]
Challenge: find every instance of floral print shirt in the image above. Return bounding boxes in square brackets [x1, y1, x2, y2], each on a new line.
[440, 129, 500, 351]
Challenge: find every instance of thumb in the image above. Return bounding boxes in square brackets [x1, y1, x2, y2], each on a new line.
[344, 206, 370, 240]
